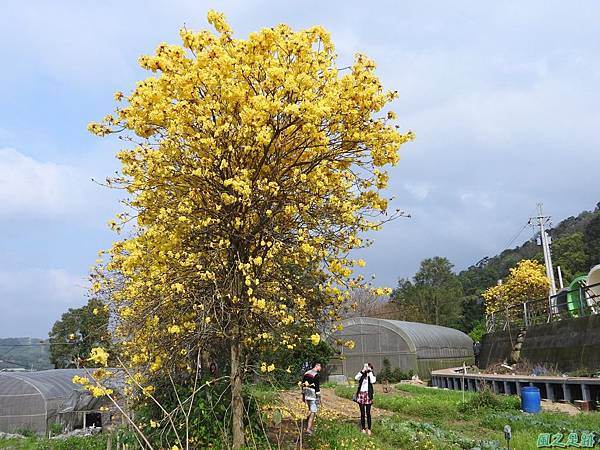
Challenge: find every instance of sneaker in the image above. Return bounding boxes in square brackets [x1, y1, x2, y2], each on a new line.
[367, 429, 372, 436]
[361, 429, 367, 434]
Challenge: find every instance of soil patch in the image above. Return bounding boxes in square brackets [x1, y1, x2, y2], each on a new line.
[540, 400, 581, 415]
[278, 388, 392, 419]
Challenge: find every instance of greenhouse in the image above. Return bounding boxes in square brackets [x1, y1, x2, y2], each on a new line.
[327, 317, 474, 379]
[0, 369, 112, 435]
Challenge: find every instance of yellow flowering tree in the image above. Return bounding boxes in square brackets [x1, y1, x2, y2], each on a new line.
[89, 11, 412, 448]
[482, 259, 549, 315]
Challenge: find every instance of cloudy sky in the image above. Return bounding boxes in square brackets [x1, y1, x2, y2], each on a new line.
[1, 1, 599, 338]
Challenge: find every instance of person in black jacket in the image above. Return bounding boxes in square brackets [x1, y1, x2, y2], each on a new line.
[354, 362, 376, 435]
[301, 362, 322, 434]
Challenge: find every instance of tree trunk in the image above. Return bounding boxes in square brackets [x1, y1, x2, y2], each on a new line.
[230, 337, 245, 449]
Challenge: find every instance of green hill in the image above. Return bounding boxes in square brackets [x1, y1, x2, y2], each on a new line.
[454, 202, 600, 337]
[0, 337, 53, 370]
[459, 202, 600, 298]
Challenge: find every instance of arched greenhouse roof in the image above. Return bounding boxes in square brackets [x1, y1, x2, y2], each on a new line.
[0, 369, 89, 400]
[337, 317, 473, 357]
[0, 369, 120, 435]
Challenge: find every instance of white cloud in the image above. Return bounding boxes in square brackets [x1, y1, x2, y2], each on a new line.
[0, 268, 85, 304]
[0, 148, 101, 218]
[0, 268, 87, 337]
[404, 182, 433, 201]
[460, 191, 494, 210]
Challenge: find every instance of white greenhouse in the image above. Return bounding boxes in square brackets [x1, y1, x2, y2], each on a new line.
[0, 369, 113, 435]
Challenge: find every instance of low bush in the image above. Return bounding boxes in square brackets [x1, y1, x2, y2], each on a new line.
[378, 358, 414, 383]
[376, 417, 502, 450]
[457, 388, 519, 414]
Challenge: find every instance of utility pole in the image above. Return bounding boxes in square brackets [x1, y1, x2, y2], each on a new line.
[529, 203, 557, 315]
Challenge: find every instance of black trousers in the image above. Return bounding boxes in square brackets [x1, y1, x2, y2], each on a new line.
[359, 403, 372, 430]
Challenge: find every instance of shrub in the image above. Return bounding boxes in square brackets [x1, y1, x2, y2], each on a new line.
[14, 428, 36, 438]
[379, 358, 393, 382]
[49, 422, 63, 436]
[134, 377, 267, 449]
[469, 320, 486, 343]
[458, 387, 520, 414]
[378, 358, 413, 383]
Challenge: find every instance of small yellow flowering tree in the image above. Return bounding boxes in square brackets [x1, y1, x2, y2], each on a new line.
[89, 11, 412, 448]
[482, 259, 549, 315]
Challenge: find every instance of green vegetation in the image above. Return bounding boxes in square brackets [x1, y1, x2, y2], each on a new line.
[48, 298, 112, 369]
[306, 418, 486, 450]
[389, 203, 600, 338]
[329, 384, 599, 450]
[378, 357, 414, 383]
[0, 434, 108, 450]
[2, 385, 598, 449]
[391, 257, 463, 329]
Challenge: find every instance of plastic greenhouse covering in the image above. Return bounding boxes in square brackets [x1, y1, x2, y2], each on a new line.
[0, 369, 115, 435]
[328, 317, 474, 378]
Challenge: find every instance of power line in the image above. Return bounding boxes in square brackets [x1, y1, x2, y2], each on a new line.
[498, 206, 541, 253]
[501, 222, 530, 251]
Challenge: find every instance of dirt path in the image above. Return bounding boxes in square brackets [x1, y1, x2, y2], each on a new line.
[278, 387, 392, 420]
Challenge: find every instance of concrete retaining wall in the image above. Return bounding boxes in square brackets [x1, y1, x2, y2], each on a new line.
[480, 314, 600, 372]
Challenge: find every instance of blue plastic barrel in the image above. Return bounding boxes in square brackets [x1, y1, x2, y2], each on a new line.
[521, 386, 541, 413]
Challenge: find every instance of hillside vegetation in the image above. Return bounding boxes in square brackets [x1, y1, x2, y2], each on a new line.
[389, 203, 600, 338]
[0, 338, 52, 370]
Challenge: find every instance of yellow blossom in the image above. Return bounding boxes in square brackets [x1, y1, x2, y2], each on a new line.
[88, 347, 109, 367]
[310, 333, 321, 346]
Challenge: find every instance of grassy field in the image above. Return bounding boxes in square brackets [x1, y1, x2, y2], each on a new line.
[314, 384, 600, 450]
[0, 435, 108, 450]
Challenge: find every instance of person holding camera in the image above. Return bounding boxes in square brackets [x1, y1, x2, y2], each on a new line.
[354, 362, 376, 435]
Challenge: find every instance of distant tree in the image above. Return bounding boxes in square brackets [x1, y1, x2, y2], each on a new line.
[390, 278, 428, 323]
[584, 213, 600, 268]
[457, 294, 485, 334]
[458, 258, 500, 297]
[48, 298, 111, 368]
[552, 232, 588, 283]
[345, 287, 384, 317]
[391, 257, 463, 327]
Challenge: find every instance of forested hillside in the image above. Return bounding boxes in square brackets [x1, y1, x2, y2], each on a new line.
[459, 202, 600, 298]
[391, 202, 600, 338]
